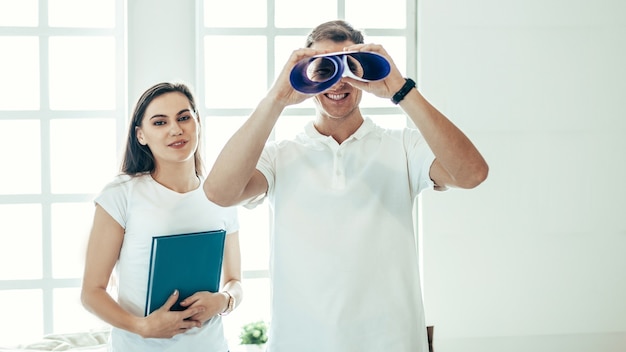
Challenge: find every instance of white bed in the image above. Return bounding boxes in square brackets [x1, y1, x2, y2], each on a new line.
[0, 330, 255, 352]
[0, 329, 109, 352]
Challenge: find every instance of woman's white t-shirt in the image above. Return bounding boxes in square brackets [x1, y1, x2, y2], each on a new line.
[95, 174, 239, 352]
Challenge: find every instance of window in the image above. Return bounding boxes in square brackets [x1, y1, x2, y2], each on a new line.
[197, 0, 417, 343]
[0, 0, 416, 347]
[0, 0, 125, 345]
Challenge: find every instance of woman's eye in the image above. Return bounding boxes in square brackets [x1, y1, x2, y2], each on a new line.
[153, 120, 166, 126]
[178, 115, 191, 121]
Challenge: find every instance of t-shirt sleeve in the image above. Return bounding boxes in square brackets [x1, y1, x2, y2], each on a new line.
[94, 175, 131, 229]
[243, 142, 276, 209]
[223, 205, 240, 234]
[404, 128, 436, 197]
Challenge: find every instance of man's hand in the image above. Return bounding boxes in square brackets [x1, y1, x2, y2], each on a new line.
[340, 43, 407, 99]
[267, 47, 330, 107]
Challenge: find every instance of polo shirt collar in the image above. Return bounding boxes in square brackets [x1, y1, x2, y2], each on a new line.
[303, 117, 375, 144]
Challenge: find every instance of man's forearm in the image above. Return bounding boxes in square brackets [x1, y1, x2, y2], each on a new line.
[401, 88, 489, 188]
[204, 97, 284, 205]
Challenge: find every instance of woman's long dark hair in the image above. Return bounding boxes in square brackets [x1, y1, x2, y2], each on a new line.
[120, 82, 204, 176]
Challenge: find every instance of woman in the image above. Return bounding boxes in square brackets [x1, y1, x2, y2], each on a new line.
[81, 82, 241, 351]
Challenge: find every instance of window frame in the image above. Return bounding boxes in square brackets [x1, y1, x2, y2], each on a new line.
[0, 0, 418, 342]
[195, 0, 419, 335]
[0, 0, 127, 339]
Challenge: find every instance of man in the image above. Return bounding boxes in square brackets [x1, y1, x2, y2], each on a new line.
[204, 20, 488, 352]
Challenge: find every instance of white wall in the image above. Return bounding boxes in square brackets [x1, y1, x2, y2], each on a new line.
[127, 0, 196, 109]
[419, 0, 626, 345]
[127, 0, 626, 348]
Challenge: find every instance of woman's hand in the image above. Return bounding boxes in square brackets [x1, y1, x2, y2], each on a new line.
[179, 290, 227, 324]
[138, 290, 205, 338]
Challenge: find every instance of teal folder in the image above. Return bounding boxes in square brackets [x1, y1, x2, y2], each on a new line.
[144, 229, 226, 316]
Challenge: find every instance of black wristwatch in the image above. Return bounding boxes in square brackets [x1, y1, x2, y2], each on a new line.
[391, 78, 416, 105]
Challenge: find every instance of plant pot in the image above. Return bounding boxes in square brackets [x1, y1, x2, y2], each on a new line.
[241, 344, 266, 352]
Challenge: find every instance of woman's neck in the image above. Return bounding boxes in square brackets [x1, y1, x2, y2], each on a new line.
[151, 162, 200, 193]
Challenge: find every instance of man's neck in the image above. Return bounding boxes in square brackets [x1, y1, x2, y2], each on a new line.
[314, 113, 364, 144]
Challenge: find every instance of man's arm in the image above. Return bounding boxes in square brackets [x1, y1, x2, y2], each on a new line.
[399, 87, 489, 190]
[203, 97, 280, 206]
[343, 43, 489, 190]
[204, 47, 326, 206]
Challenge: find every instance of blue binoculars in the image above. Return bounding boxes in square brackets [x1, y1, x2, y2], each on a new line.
[289, 51, 391, 94]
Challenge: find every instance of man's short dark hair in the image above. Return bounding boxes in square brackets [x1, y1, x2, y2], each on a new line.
[305, 20, 365, 47]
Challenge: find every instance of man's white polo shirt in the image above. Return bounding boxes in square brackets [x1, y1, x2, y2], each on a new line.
[251, 117, 435, 352]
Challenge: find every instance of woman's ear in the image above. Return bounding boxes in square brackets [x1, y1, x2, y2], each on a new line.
[135, 126, 147, 145]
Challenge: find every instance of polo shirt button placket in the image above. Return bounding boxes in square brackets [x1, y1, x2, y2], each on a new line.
[333, 150, 346, 189]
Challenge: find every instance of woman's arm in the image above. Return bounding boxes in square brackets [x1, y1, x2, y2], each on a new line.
[220, 231, 243, 311]
[179, 231, 243, 321]
[81, 205, 204, 338]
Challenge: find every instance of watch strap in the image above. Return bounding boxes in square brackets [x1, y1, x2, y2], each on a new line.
[391, 78, 416, 104]
[219, 290, 234, 316]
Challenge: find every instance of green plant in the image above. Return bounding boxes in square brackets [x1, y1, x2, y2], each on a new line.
[239, 320, 269, 345]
